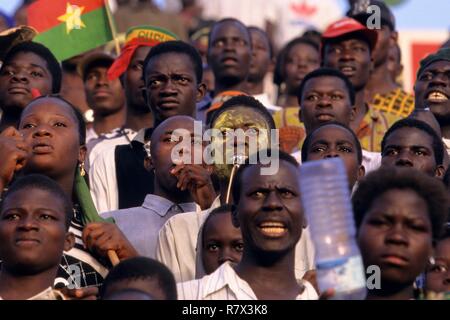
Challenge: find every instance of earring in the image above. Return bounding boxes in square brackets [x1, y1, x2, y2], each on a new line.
[79, 162, 86, 177]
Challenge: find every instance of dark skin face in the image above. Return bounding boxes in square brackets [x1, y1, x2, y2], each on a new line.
[0, 52, 53, 115]
[324, 38, 373, 91]
[0, 188, 74, 275]
[233, 161, 303, 255]
[357, 189, 433, 295]
[84, 65, 125, 116]
[150, 116, 201, 195]
[125, 46, 152, 112]
[202, 212, 244, 274]
[425, 237, 450, 293]
[414, 61, 450, 123]
[248, 28, 272, 83]
[207, 21, 252, 86]
[284, 43, 320, 95]
[145, 53, 206, 124]
[299, 76, 356, 133]
[305, 125, 364, 189]
[381, 127, 445, 178]
[18, 98, 86, 180]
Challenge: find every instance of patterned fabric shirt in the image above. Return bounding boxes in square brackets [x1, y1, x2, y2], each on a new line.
[273, 106, 305, 153]
[371, 88, 414, 118]
[356, 107, 402, 152]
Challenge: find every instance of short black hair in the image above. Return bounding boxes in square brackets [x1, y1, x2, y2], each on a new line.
[208, 18, 251, 52]
[297, 67, 356, 106]
[247, 26, 273, 59]
[301, 122, 362, 164]
[2, 41, 62, 93]
[100, 257, 177, 300]
[381, 118, 444, 165]
[353, 167, 448, 240]
[209, 95, 275, 129]
[202, 204, 236, 244]
[0, 174, 73, 230]
[143, 40, 203, 84]
[25, 95, 86, 145]
[232, 149, 298, 204]
[273, 37, 319, 86]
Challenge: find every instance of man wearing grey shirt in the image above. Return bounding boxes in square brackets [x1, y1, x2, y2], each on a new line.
[101, 116, 217, 258]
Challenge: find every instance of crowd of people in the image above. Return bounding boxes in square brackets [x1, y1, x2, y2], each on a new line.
[0, 0, 449, 300]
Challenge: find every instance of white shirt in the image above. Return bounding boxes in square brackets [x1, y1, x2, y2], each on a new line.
[89, 128, 147, 213]
[86, 128, 137, 173]
[291, 149, 382, 174]
[442, 138, 450, 155]
[156, 200, 315, 283]
[177, 262, 318, 300]
[85, 127, 98, 144]
[252, 93, 282, 114]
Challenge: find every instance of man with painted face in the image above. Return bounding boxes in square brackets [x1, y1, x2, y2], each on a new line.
[90, 40, 206, 213]
[322, 17, 401, 152]
[156, 96, 315, 284]
[177, 151, 318, 300]
[348, 0, 414, 118]
[414, 48, 450, 155]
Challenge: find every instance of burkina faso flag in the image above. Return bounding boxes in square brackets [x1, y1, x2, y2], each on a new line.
[28, 0, 114, 61]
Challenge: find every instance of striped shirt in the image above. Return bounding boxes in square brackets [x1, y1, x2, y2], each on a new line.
[177, 262, 319, 300]
[55, 205, 109, 289]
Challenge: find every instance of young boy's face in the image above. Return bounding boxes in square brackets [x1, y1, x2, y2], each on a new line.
[357, 188, 433, 289]
[202, 212, 243, 274]
[0, 188, 73, 274]
[0, 51, 53, 113]
[305, 124, 363, 188]
[299, 76, 355, 133]
[426, 237, 450, 293]
[381, 127, 443, 177]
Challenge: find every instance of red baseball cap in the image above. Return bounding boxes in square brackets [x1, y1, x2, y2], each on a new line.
[321, 17, 378, 51]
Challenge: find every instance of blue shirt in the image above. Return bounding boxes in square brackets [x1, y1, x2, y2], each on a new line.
[101, 194, 197, 258]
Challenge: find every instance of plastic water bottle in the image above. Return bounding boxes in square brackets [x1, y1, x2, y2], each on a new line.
[299, 158, 367, 300]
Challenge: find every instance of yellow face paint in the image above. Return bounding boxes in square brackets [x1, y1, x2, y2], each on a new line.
[211, 106, 272, 179]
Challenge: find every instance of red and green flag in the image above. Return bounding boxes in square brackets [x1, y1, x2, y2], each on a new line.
[27, 0, 114, 61]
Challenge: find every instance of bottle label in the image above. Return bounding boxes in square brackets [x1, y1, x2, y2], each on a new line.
[316, 255, 366, 295]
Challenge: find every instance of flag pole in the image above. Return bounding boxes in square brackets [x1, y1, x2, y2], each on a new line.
[104, 0, 121, 56]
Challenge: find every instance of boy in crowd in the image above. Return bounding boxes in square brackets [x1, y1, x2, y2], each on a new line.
[381, 118, 445, 178]
[89, 40, 206, 212]
[196, 204, 244, 278]
[0, 41, 61, 132]
[0, 175, 74, 299]
[353, 167, 448, 299]
[101, 116, 216, 258]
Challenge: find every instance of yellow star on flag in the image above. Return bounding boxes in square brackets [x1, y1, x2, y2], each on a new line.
[58, 2, 86, 34]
